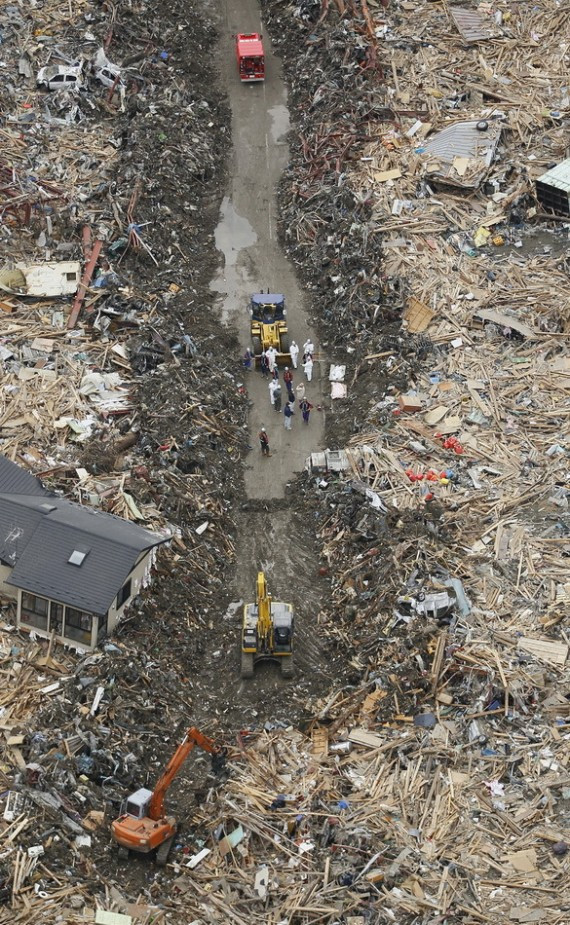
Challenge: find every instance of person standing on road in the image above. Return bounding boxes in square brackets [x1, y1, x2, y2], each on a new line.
[260, 350, 269, 378]
[266, 345, 278, 373]
[259, 427, 271, 457]
[273, 380, 282, 413]
[283, 401, 295, 430]
[303, 339, 314, 358]
[290, 341, 299, 369]
[243, 348, 253, 370]
[296, 382, 305, 402]
[283, 367, 294, 402]
[303, 355, 314, 382]
[299, 397, 313, 425]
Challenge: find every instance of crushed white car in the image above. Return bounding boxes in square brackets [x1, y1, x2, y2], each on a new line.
[37, 64, 83, 91]
[93, 48, 122, 88]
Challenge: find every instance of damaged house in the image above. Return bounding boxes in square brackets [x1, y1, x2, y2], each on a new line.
[0, 456, 168, 649]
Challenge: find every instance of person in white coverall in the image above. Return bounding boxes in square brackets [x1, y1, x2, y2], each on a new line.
[289, 341, 299, 369]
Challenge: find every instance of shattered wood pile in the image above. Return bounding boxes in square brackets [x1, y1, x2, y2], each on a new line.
[265, 0, 570, 350]
[168, 708, 569, 924]
[0, 0, 248, 919]
[249, 0, 570, 922]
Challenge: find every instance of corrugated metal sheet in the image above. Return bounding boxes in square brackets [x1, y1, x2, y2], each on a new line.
[536, 158, 570, 194]
[536, 158, 570, 215]
[422, 120, 501, 189]
[451, 8, 494, 42]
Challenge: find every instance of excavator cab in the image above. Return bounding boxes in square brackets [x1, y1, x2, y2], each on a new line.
[241, 572, 294, 679]
[121, 788, 153, 820]
[250, 293, 290, 363]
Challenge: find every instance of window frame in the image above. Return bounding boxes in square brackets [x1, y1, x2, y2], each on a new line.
[116, 578, 132, 609]
[20, 592, 49, 630]
[64, 607, 93, 645]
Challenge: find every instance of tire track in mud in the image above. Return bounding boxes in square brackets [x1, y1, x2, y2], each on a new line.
[185, 507, 348, 732]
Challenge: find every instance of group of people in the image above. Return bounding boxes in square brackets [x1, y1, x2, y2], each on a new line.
[256, 339, 314, 383]
[247, 339, 316, 458]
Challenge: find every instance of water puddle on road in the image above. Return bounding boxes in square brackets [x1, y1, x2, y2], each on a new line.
[268, 104, 289, 144]
[211, 196, 257, 322]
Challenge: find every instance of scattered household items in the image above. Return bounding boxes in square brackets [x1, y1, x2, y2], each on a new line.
[241, 571, 294, 678]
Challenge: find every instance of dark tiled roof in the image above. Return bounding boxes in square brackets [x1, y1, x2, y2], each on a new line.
[0, 456, 51, 497]
[0, 456, 167, 615]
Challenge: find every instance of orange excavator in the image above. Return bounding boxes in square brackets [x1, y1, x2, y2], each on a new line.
[111, 726, 225, 864]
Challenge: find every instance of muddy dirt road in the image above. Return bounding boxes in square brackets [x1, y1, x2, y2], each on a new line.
[211, 0, 326, 500]
[178, 0, 349, 724]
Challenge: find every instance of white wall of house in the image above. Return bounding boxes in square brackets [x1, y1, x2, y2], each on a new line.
[106, 548, 154, 633]
[0, 564, 18, 600]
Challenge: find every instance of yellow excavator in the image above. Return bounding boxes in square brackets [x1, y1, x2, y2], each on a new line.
[111, 726, 225, 865]
[241, 571, 294, 679]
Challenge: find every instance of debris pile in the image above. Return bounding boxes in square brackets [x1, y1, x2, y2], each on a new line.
[265, 0, 570, 357]
[0, 0, 246, 615]
[163, 694, 570, 924]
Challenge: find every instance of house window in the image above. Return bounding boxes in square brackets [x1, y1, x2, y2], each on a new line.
[116, 578, 132, 609]
[49, 602, 64, 635]
[64, 607, 93, 645]
[21, 593, 48, 630]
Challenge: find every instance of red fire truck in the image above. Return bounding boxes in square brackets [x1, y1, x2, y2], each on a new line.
[235, 33, 265, 82]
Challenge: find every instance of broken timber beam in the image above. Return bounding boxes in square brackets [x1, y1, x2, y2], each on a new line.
[66, 239, 103, 330]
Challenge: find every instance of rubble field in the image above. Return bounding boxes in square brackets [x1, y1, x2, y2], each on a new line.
[1, 0, 570, 923]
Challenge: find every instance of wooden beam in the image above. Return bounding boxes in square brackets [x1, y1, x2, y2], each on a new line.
[66, 239, 103, 330]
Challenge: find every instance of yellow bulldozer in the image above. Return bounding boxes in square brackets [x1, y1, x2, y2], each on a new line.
[250, 293, 290, 363]
[241, 572, 294, 679]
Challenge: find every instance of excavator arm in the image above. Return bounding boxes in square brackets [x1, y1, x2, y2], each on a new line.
[256, 571, 272, 651]
[148, 727, 223, 821]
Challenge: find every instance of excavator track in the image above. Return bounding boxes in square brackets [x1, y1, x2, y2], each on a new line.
[281, 655, 294, 679]
[241, 651, 254, 679]
[156, 835, 175, 867]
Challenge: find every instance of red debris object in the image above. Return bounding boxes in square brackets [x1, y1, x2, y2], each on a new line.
[66, 235, 103, 330]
